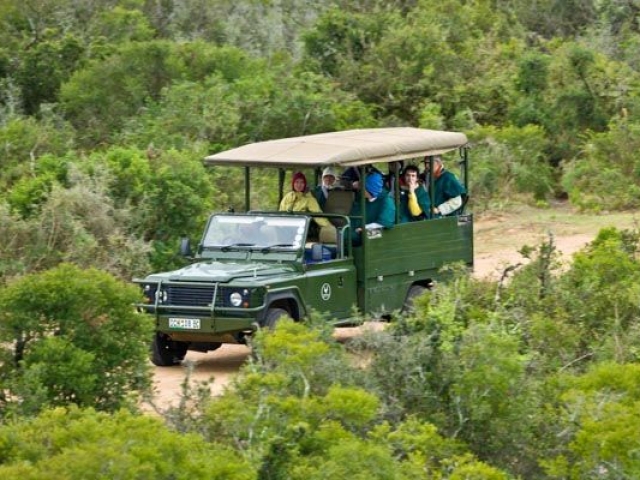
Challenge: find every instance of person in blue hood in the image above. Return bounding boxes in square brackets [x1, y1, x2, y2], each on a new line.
[349, 171, 395, 245]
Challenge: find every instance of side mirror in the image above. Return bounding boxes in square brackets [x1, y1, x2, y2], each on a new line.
[179, 237, 192, 257]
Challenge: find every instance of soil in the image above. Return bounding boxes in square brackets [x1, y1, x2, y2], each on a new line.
[146, 204, 640, 411]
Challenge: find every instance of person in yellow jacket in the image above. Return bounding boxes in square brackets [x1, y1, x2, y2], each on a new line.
[279, 172, 336, 238]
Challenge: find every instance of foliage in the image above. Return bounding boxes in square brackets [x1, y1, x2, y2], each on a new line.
[0, 165, 151, 282]
[59, 40, 255, 147]
[231, 67, 377, 143]
[0, 406, 256, 479]
[355, 271, 545, 476]
[132, 149, 217, 270]
[306, 1, 521, 127]
[199, 319, 509, 479]
[542, 363, 640, 479]
[555, 227, 640, 364]
[120, 76, 241, 151]
[13, 34, 84, 115]
[0, 264, 154, 416]
[468, 124, 553, 206]
[81, 146, 153, 208]
[0, 114, 75, 192]
[562, 119, 640, 211]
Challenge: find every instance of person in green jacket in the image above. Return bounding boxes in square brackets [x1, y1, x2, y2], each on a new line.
[350, 171, 395, 245]
[426, 156, 466, 217]
[399, 164, 431, 222]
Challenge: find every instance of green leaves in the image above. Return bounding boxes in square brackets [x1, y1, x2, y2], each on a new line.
[0, 407, 256, 479]
[0, 264, 154, 415]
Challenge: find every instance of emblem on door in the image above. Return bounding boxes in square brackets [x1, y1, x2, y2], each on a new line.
[321, 283, 332, 301]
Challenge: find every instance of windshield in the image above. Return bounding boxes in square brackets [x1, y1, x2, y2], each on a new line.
[202, 215, 308, 250]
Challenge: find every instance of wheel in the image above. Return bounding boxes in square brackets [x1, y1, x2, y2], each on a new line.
[151, 333, 188, 366]
[263, 307, 291, 330]
[402, 285, 428, 314]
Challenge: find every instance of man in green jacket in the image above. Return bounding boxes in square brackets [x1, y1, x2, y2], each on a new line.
[399, 164, 431, 222]
[426, 156, 466, 217]
[350, 171, 395, 245]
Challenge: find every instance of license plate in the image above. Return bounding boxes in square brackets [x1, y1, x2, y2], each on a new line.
[168, 318, 201, 330]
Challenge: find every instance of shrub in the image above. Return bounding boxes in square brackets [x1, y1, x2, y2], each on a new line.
[0, 407, 255, 479]
[0, 264, 154, 415]
[562, 120, 640, 211]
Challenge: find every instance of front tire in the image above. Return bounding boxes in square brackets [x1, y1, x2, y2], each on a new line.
[264, 307, 291, 330]
[151, 333, 188, 366]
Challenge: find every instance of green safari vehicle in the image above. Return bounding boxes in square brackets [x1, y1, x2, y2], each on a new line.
[134, 128, 473, 366]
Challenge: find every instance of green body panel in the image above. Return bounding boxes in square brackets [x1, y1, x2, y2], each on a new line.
[303, 260, 358, 318]
[354, 215, 474, 313]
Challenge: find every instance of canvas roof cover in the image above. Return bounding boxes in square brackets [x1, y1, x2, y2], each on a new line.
[204, 128, 467, 168]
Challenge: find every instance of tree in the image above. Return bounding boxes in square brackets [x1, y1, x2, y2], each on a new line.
[562, 120, 640, 211]
[468, 124, 553, 204]
[132, 149, 218, 270]
[120, 76, 241, 151]
[0, 114, 76, 192]
[0, 264, 154, 416]
[13, 34, 84, 115]
[60, 40, 254, 146]
[0, 163, 151, 282]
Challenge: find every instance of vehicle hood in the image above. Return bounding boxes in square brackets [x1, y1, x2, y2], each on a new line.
[145, 261, 298, 283]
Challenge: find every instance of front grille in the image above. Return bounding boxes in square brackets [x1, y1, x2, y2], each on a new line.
[166, 284, 217, 307]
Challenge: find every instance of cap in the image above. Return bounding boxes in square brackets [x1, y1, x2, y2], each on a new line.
[322, 166, 339, 179]
[365, 172, 384, 197]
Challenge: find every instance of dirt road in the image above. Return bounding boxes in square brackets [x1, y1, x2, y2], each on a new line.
[148, 207, 638, 410]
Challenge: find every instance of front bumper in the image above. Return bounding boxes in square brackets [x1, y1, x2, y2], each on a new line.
[135, 279, 267, 336]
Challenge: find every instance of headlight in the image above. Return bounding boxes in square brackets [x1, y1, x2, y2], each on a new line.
[142, 284, 157, 304]
[229, 292, 243, 307]
[156, 289, 168, 304]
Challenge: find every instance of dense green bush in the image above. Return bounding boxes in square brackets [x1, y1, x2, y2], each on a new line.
[198, 320, 509, 479]
[468, 124, 553, 207]
[0, 264, 154, 416]
[0, 115, 75, 192]
[0, 167, 151, 282]
[0, 407, 255, 479]
[542, 363, 640, 479]
[562, 120, 640, 211]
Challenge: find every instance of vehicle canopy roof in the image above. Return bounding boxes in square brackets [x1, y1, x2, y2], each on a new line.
[204, 127, 467, 168]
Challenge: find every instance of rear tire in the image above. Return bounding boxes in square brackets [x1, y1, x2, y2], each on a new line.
[151, 333, 188, 366]
[402, 285, 428, 314]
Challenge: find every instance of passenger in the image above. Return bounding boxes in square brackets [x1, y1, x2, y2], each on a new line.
[279, 171, 335, 231]
[399, 164, 431, 222]
[314, 166, 339, 209]
[340, 165, 384, 191]
[425, 156, 466, 217]
[350, 172, 395, 245]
